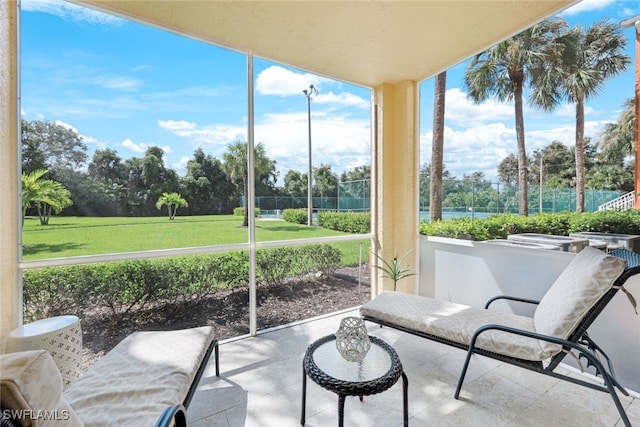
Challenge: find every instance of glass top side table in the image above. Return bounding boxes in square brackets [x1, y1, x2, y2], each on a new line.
[301, 334, 408, 426]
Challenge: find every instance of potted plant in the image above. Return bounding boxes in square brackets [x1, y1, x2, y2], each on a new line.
[371, 250, 416, 291]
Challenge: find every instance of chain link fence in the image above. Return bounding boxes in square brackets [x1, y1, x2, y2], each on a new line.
[249, 179, 621, 217]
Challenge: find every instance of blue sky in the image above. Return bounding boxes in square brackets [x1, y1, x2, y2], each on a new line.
[19, 0, 639, 184]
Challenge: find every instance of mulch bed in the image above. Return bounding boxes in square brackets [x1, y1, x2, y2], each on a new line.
[81, 266, 371, 370]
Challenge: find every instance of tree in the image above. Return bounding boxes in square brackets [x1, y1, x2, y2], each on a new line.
[340, 165, 370, 182]
[599, 98, 635, 163]
[122, 157, 147, 215]
[21, 119, 88, 174]
[122, 147, 180, 216]
[430, 71, 446, 221]
[557, 19, 629, 212]
[464, 18, 568, 216]
[34, 179, 73, 225]
[223, 141, 275, 227]
[88, 148, 125, 184]
[420, 163, 455, 211]
[156, 192, 188, 220]
[497, 154, 519, 187]
[313, 164, 338, 198]
[339, 166, 370, 206]
[284, 170, 307, 197]
[21, 169, 49, 220]
[183, 148, 234, 215]
[530, 141, 575, 188]
[21, 169, 73, 225]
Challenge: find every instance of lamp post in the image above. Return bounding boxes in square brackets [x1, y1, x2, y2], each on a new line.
[539, 156, 543, 213]
[303, 84, 318, 226]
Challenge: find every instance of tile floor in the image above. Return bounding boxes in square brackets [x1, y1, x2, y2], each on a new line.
[187, 309, 639, 427]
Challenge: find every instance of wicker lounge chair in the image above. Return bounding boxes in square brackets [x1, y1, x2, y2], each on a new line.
[361, 247, 639, 427]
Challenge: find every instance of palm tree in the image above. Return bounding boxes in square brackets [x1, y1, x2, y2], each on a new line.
[223, 141, 274, 227]
[21, 169, 73, 225]
[35, 179, 73, 225]
[557, 19, 629, 212]
[21, 169, 48, 220]
[599, 98, 635, 162]
[155, 192, 188, 220]
[464, 18, 568, 216]
[430, 71, 446, 221]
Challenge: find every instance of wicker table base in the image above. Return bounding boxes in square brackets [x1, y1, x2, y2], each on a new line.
[301, 334, 408, 426]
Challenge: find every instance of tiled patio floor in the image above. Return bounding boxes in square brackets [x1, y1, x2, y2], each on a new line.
[187, 308, 639, 426]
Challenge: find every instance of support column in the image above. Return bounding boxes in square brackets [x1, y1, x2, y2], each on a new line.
[372, 81, 420, 295]
[634, 24, 640, 209]
[0, 1, 21, 349]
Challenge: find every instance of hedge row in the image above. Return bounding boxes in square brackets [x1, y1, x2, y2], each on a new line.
[419, 210, 640, 241]
[282, 208, 308, 224]
[317, 211, 370, 233]
[281, 209, 371, 234]
[233, 207, 261, 217]
[23, 244, 341, 323]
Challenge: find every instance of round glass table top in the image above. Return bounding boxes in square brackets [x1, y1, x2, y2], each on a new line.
[312, 336, 393, 382]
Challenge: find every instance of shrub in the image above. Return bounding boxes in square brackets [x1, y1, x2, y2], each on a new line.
[419, 210, 640, 241]
[317, 211, 370, 233]
[23, 266, 89, 322]
[256, 247, 293, 286]
[282, 208, 308, 224]
[567, 210, 640, 234]
[256, 244, 341, 286]
[233, 207, 261, 217]
[23, 244, 343, 322]
[310, 244, 342, 273]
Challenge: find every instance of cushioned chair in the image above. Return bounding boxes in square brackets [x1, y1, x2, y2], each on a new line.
[1, 326, 218, 427]
[361, 247, 639, 427]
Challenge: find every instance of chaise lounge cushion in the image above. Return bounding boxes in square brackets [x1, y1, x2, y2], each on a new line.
[361, 291, 555, 361]
[360, 246, 627, 362]
[533, 246, 626, 354]
[0, 350, 84, 427]
[63, 326, 215, 427]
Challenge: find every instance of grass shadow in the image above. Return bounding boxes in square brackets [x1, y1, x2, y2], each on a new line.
[22, 242, 85, 256]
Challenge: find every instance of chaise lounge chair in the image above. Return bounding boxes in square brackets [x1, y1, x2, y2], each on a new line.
[361, 246, 639, 426]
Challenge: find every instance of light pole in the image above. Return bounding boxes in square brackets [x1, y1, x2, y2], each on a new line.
[303, 84, 318, 226]
[539, 156, 543, 213]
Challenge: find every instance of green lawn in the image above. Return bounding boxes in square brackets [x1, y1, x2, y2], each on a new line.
[22, 215, 370, 264]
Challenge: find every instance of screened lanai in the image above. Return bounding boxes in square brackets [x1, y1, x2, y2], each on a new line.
[0, 0, 578, 344]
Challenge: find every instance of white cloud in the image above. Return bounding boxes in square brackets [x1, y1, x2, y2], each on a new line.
[79, 134, 105, 150]
[444, 88, 515, 126]
[256, 66, 330, 96]
[314, 92, 369, 109]
[53, 119, 78, 133]
[121, 139, 171, 155]
[420, 117, 608, 182]
[90, 75, 141, 90]
[160, 121, 246, 149]
[158, 119, 197, 132]
[255, 66, 367, 109]
[254, 111, 370, 178]
[121, 138, 146, 153]
[155, 107, 370, 180]
[21, 0, 124, 25]
[173, 156, 191, 176]
[562, 0, 616, 16]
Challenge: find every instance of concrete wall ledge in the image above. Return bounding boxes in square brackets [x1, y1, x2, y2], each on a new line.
[419, 235, 640, 393]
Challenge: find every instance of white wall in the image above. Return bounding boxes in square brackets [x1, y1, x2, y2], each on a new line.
[419, 236, 640, 393]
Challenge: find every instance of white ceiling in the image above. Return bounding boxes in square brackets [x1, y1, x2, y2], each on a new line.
[70, 0, 578, 87]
